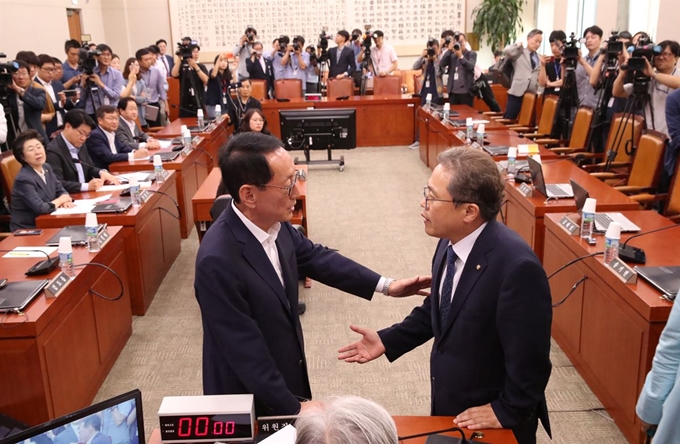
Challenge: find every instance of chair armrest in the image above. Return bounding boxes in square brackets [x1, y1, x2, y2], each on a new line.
[523, 132, 549, 139]
[482, 111, 504, 117]
[590, 172, 624, 180]
[550, 147, 584, 154]
[668, 214, 680, 222]
[495, 119, 517, 124]
[533, 138, 564, 146]
[630, 193, 667, 204]
[507, 126, 537, 134]
[613, 185, 654, 194]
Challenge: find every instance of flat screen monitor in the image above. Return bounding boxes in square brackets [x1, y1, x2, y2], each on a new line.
[279, 108, 357, 151]
[0, 390, 144, 444]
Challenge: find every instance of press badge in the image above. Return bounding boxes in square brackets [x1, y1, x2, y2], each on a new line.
[608, 97, 615, 108]
[425, 80, 431, 88]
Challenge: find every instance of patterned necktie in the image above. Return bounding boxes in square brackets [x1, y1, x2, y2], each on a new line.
[439, 245, 457, 327]
[531, 52, 538, 69]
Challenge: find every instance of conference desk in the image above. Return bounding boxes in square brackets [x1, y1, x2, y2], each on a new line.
[544, 212, 678, 444]
[154, 115, 231, 161]
[110, 141, 211, 239]
[148, 416, 517, 443]
[192, 165, 308, 242]
[501, 159, 639, 261]
[416, 106, 559, 169]
[35, 172, 181, 315]
[261, 95, 419, 146]
[0, 227, 131, 426]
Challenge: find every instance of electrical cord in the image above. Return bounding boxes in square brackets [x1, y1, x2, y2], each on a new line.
[548, 252, 603, 280]
[552, 275, 588, 308]
[0, 309, 29, 328]
[399, 426, 468, 443]
[192, 147, 214, 168]
[73, 262, 124, 301]
[144, 190, 181, 220]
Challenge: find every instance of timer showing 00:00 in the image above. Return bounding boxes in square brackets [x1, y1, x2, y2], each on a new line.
[177, 417, 236, 437]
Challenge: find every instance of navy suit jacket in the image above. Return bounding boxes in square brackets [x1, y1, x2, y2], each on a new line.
[46, 134, 102, 194]
[10, 164, 69, 230]
[195, 204, 381, 416]
[7, 86, 48, 142]
[328, 46, 357, 78]
[164, 54, 175, 75]
[246, 56, 275, 97]
[87, 126, 133, 169]
[52, 425, 78, 444]
[379, 220, 552, 442]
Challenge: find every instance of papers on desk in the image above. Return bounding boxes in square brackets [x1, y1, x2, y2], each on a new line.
[3, 247, 58, 258]
[517, 144, 540, 155]
[96, 182, 152, 192]
[158, 140, 173, 149]
[258, 425, 296, 443]
[129, 156, 150, 162]
[51, 194, 112, 215]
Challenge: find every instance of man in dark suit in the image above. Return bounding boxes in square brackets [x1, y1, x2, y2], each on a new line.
[45, 109, 120, 193]
[78, 415, 112, 444]
[194, 132, 429, 417]
[246, 42, 275, 98]
[116, 97, 161, 151]
[339, 147, 552, 444]
[328, 30, 357, 80]
[52, 423, 79, 444]
[6, 60, 48, 146]
[87, 104, 149, 169]
[439, 33, 477, 107]
[156, 39, 175, 76]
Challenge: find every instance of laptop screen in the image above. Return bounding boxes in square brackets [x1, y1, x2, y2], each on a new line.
[527, 157, 547, 197]
[570, 180, 589, 212]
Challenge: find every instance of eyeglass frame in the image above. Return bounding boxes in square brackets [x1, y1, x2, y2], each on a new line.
[260, 169, 303, 197]
[422, 186, 477, 210]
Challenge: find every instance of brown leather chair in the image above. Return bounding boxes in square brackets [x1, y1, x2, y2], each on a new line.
[515, 95, 559, 137]
[536, 106, 594, 152]
[274, 79, 303, 99]
[488, 92, 536, 127]
[1, 153, 21, 206]
[580, 113, 645, 169]
[326, 78, 354, 99]
[249, 79, 268, 101]
[373, 75, 401, 96]
[634, 157, 680, 221]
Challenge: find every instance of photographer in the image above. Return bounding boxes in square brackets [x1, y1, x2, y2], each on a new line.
[234, 27, 258, 81]
[305, 46, 320, 94]
[350, 28, 363, 87]
[413, 39, 443, 105]
[328, 30, 356, 80]
[35, 54, 76, 139]
[205, 53, 232, 119]
[358, 30, 397, 77]
[61, 39, 83, 87]
[574, 26, 603, 108]
[246, 42, 275, 98]
[0, 104, 7, 147]
[171, 43, 209, 118]
[503, 29, 543, 119]
[79, 44, 124, 117]
[280, 36, 310, 92]
[6, 60, 48, 145]
[613, 40, 680, 136]
[136, 47, 166, 127]
[440, 32, 477, 106]
[538, 30, 566, 97]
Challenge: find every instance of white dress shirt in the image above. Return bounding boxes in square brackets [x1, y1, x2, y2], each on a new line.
[102, 126, 136, 161]
[439, 222, 488, 306]
[36, 77, 63, 126]
[155, 58, 170, 91]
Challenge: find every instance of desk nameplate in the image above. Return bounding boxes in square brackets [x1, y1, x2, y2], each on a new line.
[45, 272, 72, 298]
[607, 257, 638, 284]
[559, 216, 579, 235]
[518, 183, 533, 197]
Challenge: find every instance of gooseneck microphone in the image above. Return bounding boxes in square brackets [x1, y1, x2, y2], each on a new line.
[619, 223, 680, 264]
[0, 249, 59, 276]
[398, 426, 469, 443]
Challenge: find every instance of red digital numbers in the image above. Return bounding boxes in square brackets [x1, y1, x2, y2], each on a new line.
[176, 417, 236, 437]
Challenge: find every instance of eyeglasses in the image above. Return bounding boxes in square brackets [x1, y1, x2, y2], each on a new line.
[99, 53, 112, 58]
[261, 170, 303, 197]
[655, 52, 674, 59]
[76, 128, 91, 139]
[422, 187, 476, 210]
[41, 67, 56, 72]
[251, 118, 265, 123]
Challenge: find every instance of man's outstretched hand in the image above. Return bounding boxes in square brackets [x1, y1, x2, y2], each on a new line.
[388, 275, 432, 297]
[337, 325, 386, 364]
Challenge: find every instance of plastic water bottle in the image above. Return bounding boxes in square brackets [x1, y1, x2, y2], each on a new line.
[442, 102, 450, 123]
[604, 222, 622, 264]
[425, 93, 432, 110]
[129, 176, 141, 207]
[466, 117, 474, 141]
[580, 198, 596, 241]
[476, 123, 485, 144]
[183, 129, 192, 151]
[153, 154, 166, 184]
[58, 236, 75, 277]
[85, 213, 101, 253]
[506, 146, 517, 177]
[197, 109, 205, 130]
[214, 105, 222, 119]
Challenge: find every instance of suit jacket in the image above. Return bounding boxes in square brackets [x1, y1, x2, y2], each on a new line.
[115, 117, 148, 151]
[504, 44, 540, 97]
[7, 86, 48, 142]
[52, 425, 78, 444]
[246, 56, 275, 98]
[10, 164, 68, 230]
[36, 79, 76, 138]
[328, 46, 357, 79]
[87, 126, 133, 170]
[440, 49, 477, 94]
[378, 220, 552, 443]
[46, 134, 102, 194]
[164, 54, 175, 76]
[195, 204, 381, 416]
[91, 431, 112, 444]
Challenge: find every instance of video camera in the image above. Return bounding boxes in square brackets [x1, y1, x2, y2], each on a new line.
[245, 25, 256, 44]
[0, 53, 19, 99]
[78, 41, 101, 75]
[561, 32, 580, 70]
[623, 37, 662, 93]
[175, 37, 197, 61]
[362, 25, 374, 56]
[603, 31, 625, 70]
[351, 30, 362, 42]
[426, 39, 438, 58]
[228, 81, 243, 90]
[452, 31, 462, 51]
[318, 28, 330, 51]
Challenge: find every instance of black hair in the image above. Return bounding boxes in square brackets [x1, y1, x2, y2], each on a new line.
[12, 130, 45, 166]
[245, 27, 257, 35]
[135, 47, 151, 60]
[352, 28, 362, 35]
[373, 30, 384, 38]
[293, 35, 305, 46]
[583, 26, 603, 38]
[618, 31, 633, 40]
[52, 56, 62, 65]
[156, 39, 168, 46]
[64, 109, 96, 129]
[117, 97, 136, 112]
[96, 44, 113, 54]
[549, 30, 567, 43]
[441, 30, 455, 39]
[337, 30, 350, 42]
[82, 415, 101, 432]
[219, 132, 284, 204]
[96, 104, 117, 121]
[493, 51, 503, 58]
[37, 54, 55, 67]
[112, 53, 119, 60]
[149, 44, 161, 54]
[15, 51, 40, 67]
[238, 108, 271, 135]
[64, 39, 81, 53]
[13, 60, 30, 73]
[658, 40, 680, 57]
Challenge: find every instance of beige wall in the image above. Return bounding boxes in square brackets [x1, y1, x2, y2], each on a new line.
[656, 0, 680, 40]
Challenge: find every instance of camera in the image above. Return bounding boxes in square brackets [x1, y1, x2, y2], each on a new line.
[351, 30, 362, 42]
[175, 37, 197, 61]
[278, 35, 290, 56]
[426, 39, 438, 58]
[361, 25, 374, 57]
[78, 42, 101, 76]
[246, 25, 256, 42]
[622, 37, 662, 93]
[0, 53, 19, 99]
[561, 32, 580, 70]
[228, 81, 243, 90]
[603, 31, 625, 70]
[318, 27, 330, 50]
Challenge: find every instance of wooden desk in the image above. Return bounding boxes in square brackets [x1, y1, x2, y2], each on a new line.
[154, 116, 231, 161]
[109, 140, 211, 239]
[36, 172, 181, 315]
[262, 95, 419, 146]
[0, 227, 131, 425]
[148, 416, 517, 444]
[544, 212, 677, 444]
[502, 159, 639, 261]
[192, 166, 308, 242]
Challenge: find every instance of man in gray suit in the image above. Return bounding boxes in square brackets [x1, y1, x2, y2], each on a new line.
[115, 97, 161, 151]
[503, 29, 543, 120]
[440, 33, 477, 107]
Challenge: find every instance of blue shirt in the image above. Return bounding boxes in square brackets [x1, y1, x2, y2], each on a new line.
[61, 133, 89, 192]
[140, 66, 167, 103]
[80, 65, 124, 114]
[664, 88, 680, 175]
[576, 52, 599, 108]
[62, 62, 80, 84]
[282, 52, 310, 92]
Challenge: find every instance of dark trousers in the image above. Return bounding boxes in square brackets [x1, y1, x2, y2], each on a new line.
[504, 94, 523, 120]
[511, 413, 540, 444]
[449, 93, 474, 107]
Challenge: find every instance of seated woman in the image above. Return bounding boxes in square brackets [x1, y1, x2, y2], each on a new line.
[238, 108, 271, 135]
[10, 130, 74, 231]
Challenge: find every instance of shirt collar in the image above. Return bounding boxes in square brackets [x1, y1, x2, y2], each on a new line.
[122, 117, 136, 132]
[449, 222, 488, 265]
[231, 201, 281, 245]
[61, 133, 80, 154]
[99, 125, 115, 137]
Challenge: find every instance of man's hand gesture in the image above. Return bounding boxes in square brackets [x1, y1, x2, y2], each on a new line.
[337, 325, 386, 364]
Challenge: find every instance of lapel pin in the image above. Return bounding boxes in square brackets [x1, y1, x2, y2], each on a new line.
[476, 265, 481, 270]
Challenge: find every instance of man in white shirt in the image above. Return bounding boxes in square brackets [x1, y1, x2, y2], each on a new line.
[358, 30, 398, 77]
[87, 104, 149, 169]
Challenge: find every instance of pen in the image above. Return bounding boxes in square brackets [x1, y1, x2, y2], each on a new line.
[8, 252, 31, 256]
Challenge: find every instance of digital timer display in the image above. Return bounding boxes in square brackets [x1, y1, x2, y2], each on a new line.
[160, 414, 253, 442]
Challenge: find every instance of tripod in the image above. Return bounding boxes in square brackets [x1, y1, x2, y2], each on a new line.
[586, 66, 618, 153]
[359, 49, 375, 96]
[553, 66, 579, 141]
[178, 58, 203, 117]
[317, 48, 329, 96]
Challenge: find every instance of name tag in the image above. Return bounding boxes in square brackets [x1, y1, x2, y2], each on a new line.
[453, 73, 459, 81]
[425, 80, 430, 88]
[608, 97, 615, 108]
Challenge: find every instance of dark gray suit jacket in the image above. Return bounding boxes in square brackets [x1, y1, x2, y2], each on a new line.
[10, 163, 69, 230]
[46, 134, 102, 194]
[440, 49, 477, 94]
[115, 116, 148, 150]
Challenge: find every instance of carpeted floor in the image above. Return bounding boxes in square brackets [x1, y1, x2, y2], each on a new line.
[94, 147, 626, 443]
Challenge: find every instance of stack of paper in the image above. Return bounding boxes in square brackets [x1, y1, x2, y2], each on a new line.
[51, 194, 112, 215]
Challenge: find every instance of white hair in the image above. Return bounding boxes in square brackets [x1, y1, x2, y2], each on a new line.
[294, 396, 398, 444]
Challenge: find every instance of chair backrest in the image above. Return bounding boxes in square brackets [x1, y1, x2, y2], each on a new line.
[537, 96, 559, 135]
[626, 131, 667, 188]
[400, 69, 420, 94]
[605, 113, 645, 163]
[210, 195, 233, 221]
[373, 75, 401, 96]
[516, 92, 536, 126]
[274, 79, 303, 99]
[0, 153, 21, 205]
[665, 158, 680, 216]
[249, 79, 267, 101]
[326, 78, 354, 99]
[568, 106, 594, 148]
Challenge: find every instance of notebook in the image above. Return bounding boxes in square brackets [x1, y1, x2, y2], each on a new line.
[92, 198, 132, 213]
[46, 224, 108, 246]
[155, 151, 180, 162]
[527, 157, 573, 198]
[570, 180, 640, 232]
[634, 266, 680, 301]
[0, 279, 50, 313]
[483, 145, 510, 156]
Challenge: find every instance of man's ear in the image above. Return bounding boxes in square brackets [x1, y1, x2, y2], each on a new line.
[239, 184, 257, 208]
[463, 203, 481, 223]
